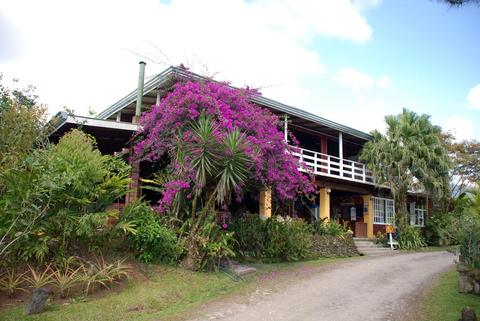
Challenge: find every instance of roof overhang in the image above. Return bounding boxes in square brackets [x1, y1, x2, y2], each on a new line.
[96, 66, 373, 142]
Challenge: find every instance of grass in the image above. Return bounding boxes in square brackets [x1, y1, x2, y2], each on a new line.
[419, 268, 480, 321]
[0, 257, 348, 321]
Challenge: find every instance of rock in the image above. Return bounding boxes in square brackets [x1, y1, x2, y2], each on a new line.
[25, 288, 50, 315]
[459, 307, 477, 321]
[475, 282, 480, 294]
[459, 272, 474, 293]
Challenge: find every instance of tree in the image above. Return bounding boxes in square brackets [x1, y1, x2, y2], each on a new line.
[441, 132, 480, 198]
[360, 108, 451, 228]
[133, 78, 315, 269]
[438, 0, 480, 6]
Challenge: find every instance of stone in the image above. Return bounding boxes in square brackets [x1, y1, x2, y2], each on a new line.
[25, 288, 50, 315]
[459, 307, 477, 321]
[475, 282, 480, 294]
[459, 272, 474, 293]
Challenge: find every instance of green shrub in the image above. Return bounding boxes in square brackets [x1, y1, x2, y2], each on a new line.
[121, 201, 182, 264]
[459, 224, 480, 269]
[230, 215, 265, 258]
[264, 217, 312, 261]
[313, 219, 348, 236]
[231, 215, 312, 262]
[0, 129, 131, 264]
[397, 225, 427, 250]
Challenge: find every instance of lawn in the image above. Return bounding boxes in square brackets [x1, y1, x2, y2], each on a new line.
[420, 268, 480, 321]
[0, 258, 346, 321]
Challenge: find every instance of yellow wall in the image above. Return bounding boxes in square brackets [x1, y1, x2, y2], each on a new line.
[259, 187, 272, 219]
[362, 195, 374, 238]
[319, 188, 330, 220]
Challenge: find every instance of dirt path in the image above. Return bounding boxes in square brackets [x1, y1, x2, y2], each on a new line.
[188, 251, 454, 321]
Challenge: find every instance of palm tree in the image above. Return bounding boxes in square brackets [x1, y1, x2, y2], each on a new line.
[360, 108, 451, 229]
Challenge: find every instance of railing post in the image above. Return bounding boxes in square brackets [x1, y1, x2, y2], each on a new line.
[362, 164, 366, 182]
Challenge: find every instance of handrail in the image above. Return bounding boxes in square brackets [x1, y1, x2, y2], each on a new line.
[290, 145, 375, 185]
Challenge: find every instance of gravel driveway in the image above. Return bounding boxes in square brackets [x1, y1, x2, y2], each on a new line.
[190, 251, 454, 321]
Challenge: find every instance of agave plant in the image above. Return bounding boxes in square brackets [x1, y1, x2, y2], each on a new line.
[84, 257, 131, 295]
[0, 270, 26, 297]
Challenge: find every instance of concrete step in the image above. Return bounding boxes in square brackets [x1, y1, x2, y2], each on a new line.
[353, 238, 397, 257]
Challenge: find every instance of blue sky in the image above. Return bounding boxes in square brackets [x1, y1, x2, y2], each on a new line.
[1, 0, 479, 139]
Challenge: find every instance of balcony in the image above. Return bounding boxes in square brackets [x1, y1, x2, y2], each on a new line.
[292, 146, 375, 185]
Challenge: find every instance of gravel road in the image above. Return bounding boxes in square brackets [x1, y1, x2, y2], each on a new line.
[190, 251, 454, 321]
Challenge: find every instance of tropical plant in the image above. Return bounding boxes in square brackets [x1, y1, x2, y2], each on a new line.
[0, 129, 132, 263]
[120, 201, 181, 264]
[23, 265, 54, 290]
[313, 219, 348, 236]
[230, 215, 266, 258]
[459, 224, 480, 269]
[51, 264, 84, 298]
[397, 225, 427, 250]
[0, 270, 26, 297]
[84, 257, 131, 295]
[360, 109, 451, 230]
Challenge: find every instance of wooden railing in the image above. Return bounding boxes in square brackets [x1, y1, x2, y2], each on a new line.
[291, 146, 375, 185]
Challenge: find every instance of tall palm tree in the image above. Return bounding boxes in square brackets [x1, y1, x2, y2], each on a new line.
[360, 108, 451, 228]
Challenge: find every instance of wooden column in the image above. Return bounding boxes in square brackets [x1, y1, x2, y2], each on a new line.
[362, 195, 374, 239]
[319, 187, 330, 221]
[259, 187, 272, 219]
[126, 160, 140, 204]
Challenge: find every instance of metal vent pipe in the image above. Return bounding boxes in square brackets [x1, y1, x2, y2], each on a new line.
[135, 61, 146, 120]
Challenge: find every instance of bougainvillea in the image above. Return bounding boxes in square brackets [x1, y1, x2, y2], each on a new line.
[133, 78, 315, 212]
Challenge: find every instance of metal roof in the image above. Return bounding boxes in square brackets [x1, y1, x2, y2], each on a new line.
[96, 66, 373, 142]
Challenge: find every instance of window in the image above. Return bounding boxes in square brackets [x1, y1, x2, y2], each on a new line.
[372, 197, 395, 225]
[410, 202, 426, 227]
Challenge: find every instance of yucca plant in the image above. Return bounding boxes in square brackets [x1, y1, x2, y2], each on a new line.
[23, 265, 54, 290]
[51, 265, 84, 298]
[0, 270, 26, 297]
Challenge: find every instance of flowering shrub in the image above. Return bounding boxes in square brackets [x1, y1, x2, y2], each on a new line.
[134, 79, 315, 212]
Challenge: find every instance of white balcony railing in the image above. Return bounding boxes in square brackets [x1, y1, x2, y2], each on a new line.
[291, 146, 375, 185]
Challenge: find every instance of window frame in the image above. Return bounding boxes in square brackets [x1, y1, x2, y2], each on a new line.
[372, 197, 395, 225]
[409, 202, 426, 227]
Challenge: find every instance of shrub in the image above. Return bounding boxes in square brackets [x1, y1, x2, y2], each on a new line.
[121, 201, 181, 264]
[459, 224, 480, 269]
[397, 225, 427, 250]
[230, 215, 265, 258]
[0, 129, 131, 264]
[264, 217, 312, 261]
[231, 215, 312, 262]
[313, 219, 348, 236]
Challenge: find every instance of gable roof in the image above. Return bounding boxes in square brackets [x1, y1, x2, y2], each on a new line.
[97, 66, 373, 142]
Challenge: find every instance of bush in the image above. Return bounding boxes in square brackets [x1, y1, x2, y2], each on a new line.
[397, 225, 427, 250]
[459, 224, 480, 269]
[313, 219, 348, 236]
[231, 215, 312, 262]
[121, 201, 182, 264]
[0, 129, 131, 264]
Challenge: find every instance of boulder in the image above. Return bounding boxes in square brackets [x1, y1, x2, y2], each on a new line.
[25, 288, 51, 315]
[459, 307, 477, 321]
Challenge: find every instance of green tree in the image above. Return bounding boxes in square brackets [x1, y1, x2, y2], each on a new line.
[360, 108, 451, 228]
[171, 112, 251, 270]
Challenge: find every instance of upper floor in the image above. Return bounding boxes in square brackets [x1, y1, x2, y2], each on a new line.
[53, 65, 375, 186]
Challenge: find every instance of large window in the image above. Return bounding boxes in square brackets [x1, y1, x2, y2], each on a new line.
[410, 202, 426, 227]
[372, 197, 395, 225]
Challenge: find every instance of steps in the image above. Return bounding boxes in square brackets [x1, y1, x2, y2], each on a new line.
[353, 238, 397, 257]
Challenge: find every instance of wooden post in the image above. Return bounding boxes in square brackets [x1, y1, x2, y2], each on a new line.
[259, 187, 272, 219]
[126, 160, 140, 204]
[363, 195, 374, 239]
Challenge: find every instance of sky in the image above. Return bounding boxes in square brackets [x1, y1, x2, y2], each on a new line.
[1, 0, 479, 140]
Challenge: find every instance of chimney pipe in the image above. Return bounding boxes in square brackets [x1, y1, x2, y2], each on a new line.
[134, 61, 146, 122]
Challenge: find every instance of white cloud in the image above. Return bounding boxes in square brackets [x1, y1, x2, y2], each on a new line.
[467, 84, 480, 110]
[376, 76, 392, 89]
[0, 0, 378, 116]
[444, 115, 475, 141]
[332, 68, 391, 93]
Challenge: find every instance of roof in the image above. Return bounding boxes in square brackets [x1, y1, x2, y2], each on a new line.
[96, 66, 373, 142]
[51, 111, 138, 133]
